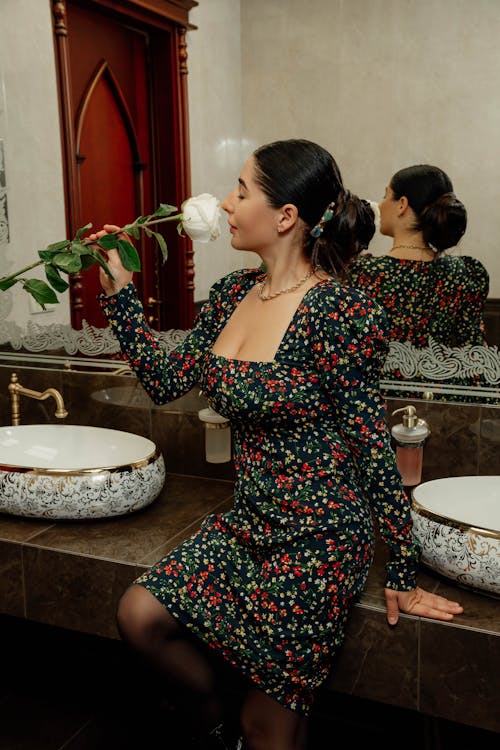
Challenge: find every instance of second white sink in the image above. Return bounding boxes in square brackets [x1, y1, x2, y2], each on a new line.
[0, 424, 165, 520]
[412, 476, 500, 597]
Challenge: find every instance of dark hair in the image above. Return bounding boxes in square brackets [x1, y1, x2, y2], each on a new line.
[252, 139, 375, 279]
[390, 165, 467, 252]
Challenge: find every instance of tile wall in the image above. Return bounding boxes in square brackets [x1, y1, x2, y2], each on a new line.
[1, 362, 497, 485]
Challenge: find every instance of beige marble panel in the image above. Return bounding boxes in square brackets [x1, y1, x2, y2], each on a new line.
[0, 0, 69, 327]
[240, 0, 500, 295]
[188, 0, 259, 301]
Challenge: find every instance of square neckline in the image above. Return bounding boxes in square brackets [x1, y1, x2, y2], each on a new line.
[209, 274, 333, 366]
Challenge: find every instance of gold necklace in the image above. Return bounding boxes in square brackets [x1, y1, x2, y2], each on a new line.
[390, 243, 432, 252]
[258, 268, 316, 301]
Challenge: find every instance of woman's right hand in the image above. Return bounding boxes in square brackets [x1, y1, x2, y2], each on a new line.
[87, 224, 134, 296]
[384, 586, 463, 626]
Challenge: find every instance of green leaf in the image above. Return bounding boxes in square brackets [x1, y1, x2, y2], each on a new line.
[45, 264, 69, 292]
[117, 239, 141, 272]
[38, 249, 61, 261]
[53, 252, 82, 274]
[23, 279, 59, 308]
[69, 241, 96, 270]
[38, 239, 71, 261]
[137, 215, 151, 225]
[46, 240, 71, 253]
[176, 223, 185, 237]
[90, 249, 114, 279]
[80, 254, 97, 270]
[70, 241, 91, 255]
[122, 223, 141, 239]
[0, 277, 19, 291]
[96, 234, 119, 250]
[74, 222, 92, 240]
[152, 203, 178, 217]
[151, 230, 168, 262]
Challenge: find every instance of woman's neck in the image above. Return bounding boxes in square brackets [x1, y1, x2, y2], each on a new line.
[388, 232, 435, 261]
[259, 245, 313, 289]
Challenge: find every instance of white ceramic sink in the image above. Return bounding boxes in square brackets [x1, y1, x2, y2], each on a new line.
[412, 476, 500, 597]
[0, 425, 165, 520]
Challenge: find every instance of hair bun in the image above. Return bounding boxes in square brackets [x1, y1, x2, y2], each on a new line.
[312, 190, 375, 278]
[421, 192, 467, 251]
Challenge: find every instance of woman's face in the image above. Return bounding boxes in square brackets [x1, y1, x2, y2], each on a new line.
[379, 184, 400, 237]
[221, 156, 281, 253]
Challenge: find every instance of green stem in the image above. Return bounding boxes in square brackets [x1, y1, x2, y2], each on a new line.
[0, 259, 44, 283]
[0, 212, 183, 285]
[140, 214, 182, 227]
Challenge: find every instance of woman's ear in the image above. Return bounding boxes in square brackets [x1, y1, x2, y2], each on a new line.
[397, 196, 409, 215]
[277, 203, 299, 232]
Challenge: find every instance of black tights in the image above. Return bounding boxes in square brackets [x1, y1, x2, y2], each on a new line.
[117, 584, 307, 750]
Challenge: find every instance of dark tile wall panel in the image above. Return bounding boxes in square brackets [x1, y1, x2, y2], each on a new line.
[477, 405, 500, 475]
[420, 620, 500, 732]
[62, 371, 152, 437]
[326, 606, 420, 711]
[152, 409, 235, 480]
[23, 547, 135, 638]
[0, 540, 24, 617]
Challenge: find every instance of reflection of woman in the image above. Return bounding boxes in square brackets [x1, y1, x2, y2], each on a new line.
[348, 165, 489, 348]
[90, 140, 462, 750]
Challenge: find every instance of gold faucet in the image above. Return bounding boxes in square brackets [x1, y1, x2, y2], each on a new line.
[63, 362, 132, 375]
[109, 366, 133, 375]
[8, 372, 68, 426]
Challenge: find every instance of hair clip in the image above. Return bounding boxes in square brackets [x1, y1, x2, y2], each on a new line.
[310, 202, 335, 238]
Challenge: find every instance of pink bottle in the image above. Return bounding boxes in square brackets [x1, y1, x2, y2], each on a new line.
[391, 405, 430, 487]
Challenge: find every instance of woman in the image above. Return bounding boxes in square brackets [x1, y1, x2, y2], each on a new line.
[90, 140, 462, 750]
[348, 164, 489, 348]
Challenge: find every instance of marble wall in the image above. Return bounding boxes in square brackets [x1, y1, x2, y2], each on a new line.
[238, 0, 500, 295]
[0, 0, 69, 326]
[187, 0, 259, 301]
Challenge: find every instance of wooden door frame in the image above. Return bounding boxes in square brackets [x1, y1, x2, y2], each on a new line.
[51, 0, 198, 329]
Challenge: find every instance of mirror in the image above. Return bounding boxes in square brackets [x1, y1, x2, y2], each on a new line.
[0, 302, 498, 405]
[1, 1, 499, 406]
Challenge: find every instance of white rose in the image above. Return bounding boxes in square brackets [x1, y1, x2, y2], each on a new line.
[368, 200, 381, 230]
[181, 193, 221, 242]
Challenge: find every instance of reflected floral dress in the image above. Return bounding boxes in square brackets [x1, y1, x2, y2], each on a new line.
[99, 269, 419, 715]
[347, 254, 489, 348]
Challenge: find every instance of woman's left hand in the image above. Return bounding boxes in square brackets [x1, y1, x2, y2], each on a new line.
[87, 224, 134, 296]
[384, 587, 464, 626]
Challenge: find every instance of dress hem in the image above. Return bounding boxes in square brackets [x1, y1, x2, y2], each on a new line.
[135, 579, 314, 717]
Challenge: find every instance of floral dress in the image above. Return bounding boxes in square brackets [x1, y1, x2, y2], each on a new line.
[99, 269, 419, 715]
[347, 254, 489, 348]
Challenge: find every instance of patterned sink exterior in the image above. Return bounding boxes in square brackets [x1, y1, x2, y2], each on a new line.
[411, 476, 500, 597]
[0, 425, 165, 520]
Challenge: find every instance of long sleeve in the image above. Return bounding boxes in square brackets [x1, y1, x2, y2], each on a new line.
[451, 257, 489, 346]
[99, 281, 222, 405]
[311, 287, 420, 590]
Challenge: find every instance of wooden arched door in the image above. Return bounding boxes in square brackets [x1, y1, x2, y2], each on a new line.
[52, 0, 198, 330]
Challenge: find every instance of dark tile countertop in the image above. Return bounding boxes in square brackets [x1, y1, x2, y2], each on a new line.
[0, 472, 498, 734]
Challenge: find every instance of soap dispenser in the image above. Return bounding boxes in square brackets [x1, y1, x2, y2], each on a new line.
[198, 407, 232, 463]
[391, 405, 430, 487]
